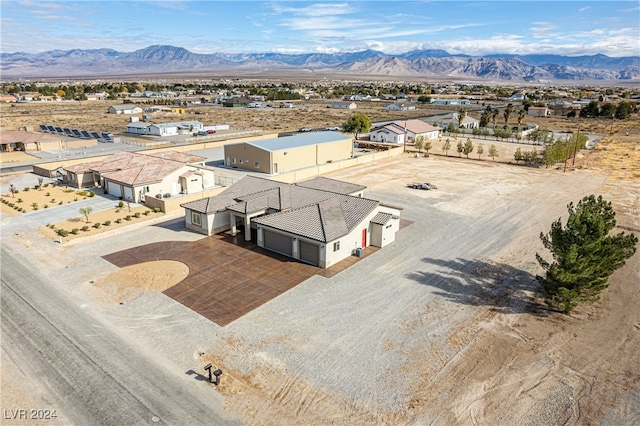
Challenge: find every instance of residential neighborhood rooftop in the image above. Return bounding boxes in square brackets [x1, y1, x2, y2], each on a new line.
[244, 131, 349, 152]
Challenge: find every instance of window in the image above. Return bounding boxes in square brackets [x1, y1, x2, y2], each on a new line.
[254, 161, 260, 168]
[69, 173, 76, 182]
[333, 241, 340, 252]
[145, 186, 150, 192]
[232, 157, 236, 165]
[191, 211, 202, 227]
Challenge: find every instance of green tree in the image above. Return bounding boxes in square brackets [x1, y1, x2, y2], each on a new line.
[536, 195, 637, 313]
[477, 143, 484, 159]
[463, 138, 474, 158]
[417, 95, 431, 103]
[491, 109, 499, 128]
[79, 206, 93, 223]
[456, 140, 464, 157]
[503, 103, 514, 126]
[414, 135, 425, 154]
[342, 112, 371, 140]
[514, 147, 524, 163]
[424, 140, 432, 155]
[442, 138, 451, 156]
[488, 144, 499, 161]
[457, 109, 466, 128]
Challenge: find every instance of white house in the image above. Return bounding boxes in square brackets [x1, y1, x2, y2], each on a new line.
[181, 176, 401, 268]
[370, 119, 441, 144]
[330, 101, 357, 109]
[384, 102, 416, 111]
[108, 104, 143, 114]
[369, 125, 406, 144]
[126, 121, 204, 136]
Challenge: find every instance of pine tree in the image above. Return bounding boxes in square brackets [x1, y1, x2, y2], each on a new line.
[536, 195, 637, 313]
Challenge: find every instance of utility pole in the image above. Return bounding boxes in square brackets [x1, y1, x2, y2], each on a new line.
[571, 123, 581, 166]
[403, 121, 407, 153]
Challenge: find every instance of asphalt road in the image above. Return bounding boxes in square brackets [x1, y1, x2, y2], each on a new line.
[1, 243, 240, 426]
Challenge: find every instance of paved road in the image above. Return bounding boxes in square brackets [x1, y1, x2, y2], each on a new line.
[1, 243, 240, 425]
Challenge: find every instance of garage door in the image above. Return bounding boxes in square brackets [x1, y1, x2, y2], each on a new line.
[263, 230, 293, 257]
[299, 240, 320, 266]
[123, 186, 133, 201]
[107, 181, 121, 198]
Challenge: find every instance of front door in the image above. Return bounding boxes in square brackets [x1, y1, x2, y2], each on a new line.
[362, 228, 367, 247]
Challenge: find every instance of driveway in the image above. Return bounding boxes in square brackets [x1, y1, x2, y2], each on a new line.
[102, 231, 378, 326]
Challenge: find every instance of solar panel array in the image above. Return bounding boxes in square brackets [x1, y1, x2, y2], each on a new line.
[40, 125, 112, 142]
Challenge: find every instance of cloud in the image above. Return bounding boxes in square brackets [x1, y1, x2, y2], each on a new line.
[578, 6, 591, 13]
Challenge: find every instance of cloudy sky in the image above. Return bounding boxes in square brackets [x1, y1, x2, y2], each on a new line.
[1, 1, 639, 57]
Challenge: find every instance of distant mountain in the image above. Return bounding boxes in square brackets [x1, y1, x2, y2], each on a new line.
[1, 45, 638, 81]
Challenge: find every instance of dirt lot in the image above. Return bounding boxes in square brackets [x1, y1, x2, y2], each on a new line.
[1, 102, 639, 424]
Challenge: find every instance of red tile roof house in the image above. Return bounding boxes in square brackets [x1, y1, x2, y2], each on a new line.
[181, 176, 401, 268]
[370, 119, 441, 144]
[63, 151, 211, 203]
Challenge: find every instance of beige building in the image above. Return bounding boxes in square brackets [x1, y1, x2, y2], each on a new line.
[0, 130, 96, 152]
[63, 151, 211, 202]
[224, 132, 353, 174]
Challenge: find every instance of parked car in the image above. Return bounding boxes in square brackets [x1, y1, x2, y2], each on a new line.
[407, 182, 437, 190]
[325, 126, 341, 131]
[193, 131, 207, 136]
[299, 127, 312, 132]
[206, 129, 216, 134]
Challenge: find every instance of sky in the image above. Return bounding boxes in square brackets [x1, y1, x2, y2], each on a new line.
[1, 1, 639, 57]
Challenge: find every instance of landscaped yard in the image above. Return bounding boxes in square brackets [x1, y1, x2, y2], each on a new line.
[0, 182, 165, 242]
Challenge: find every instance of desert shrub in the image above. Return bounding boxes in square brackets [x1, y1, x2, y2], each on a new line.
[33, 185, 39, 189]
[24, 187, 30, 192]
[74, 197, 78, 201]
[49, 224, 55, 229]
[17, 207, 23, 212]
[8, 203, 14, 208]
[154, 207, 161, 213]
[115, 218, 122, 224]
[144, 210, 151, 216]
[63, 189, 74, 193]
[44, 183, 49, 188]
[88, 191, 95, 197]
[50, 198, 55, 203]
[17, 198, 23, 203]
[57, 229, 69, 237]
[44, 204, 49, 209]
[52, 182, 58, 187]
[103, 220, 111, 226]
[118, 201, 124, 208]
[81, 225, 89, 231]
[93, 222, 101, 229]
[163, 193, 171, 198]
[77, 190, 88, 196]
[125, 215, 132, 221]
[59, 201, 63, 205]
[134, 212, 141, 218]
[71, 228, 79, 235]
[45, 192, 51, 197]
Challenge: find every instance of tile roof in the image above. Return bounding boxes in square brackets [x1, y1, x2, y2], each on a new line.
[0, 130, 64, 144]
[370, 212, 393, 225]
[296, 176, 366, 195]
[391, 119, 441, 134]
[254, 195, 378, 243]
[147, 151, 206, 163]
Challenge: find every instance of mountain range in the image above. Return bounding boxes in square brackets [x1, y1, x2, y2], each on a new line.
[2, 45, 639, 82]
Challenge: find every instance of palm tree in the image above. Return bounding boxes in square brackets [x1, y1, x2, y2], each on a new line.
[503, 103, 514, 126]
[517, 108, 526, 127]
[457, 109, 466, 129]
[491, 109, 499, 128]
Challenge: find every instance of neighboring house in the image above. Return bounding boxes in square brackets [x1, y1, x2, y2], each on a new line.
[330, 101, 357, 109]
[62, 151, 211, 203]
[224, 132, 353, 174]
[223, 97, 251, 108]
[174, 97, 202, 106]
[527, 106, 549, 117]
[384, 102, 416, 111]
[181, 175, 401, 268]
[0, 95, 18, 103]
[451, 113, 480, 129]
[0, 130, 95, 152]
[430, 98, 471, 106]
[507, 93, 525, 102]
[108, 104, 143, 114]
[126, 121, 204, 136]
[370, 119, 441, 144]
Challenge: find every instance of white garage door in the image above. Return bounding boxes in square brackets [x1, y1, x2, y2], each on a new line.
[107, 181, 121, 198]
[123, 186, 133, 201]
[263, 230, 293, 257]
[299, 240, 320, 266]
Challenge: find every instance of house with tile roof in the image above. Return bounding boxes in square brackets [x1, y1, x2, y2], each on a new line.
[63, 151, 211, 202]
[370, 119, 441, 144]
[223, 131, 353, 174]
[181, 176, 400, 268]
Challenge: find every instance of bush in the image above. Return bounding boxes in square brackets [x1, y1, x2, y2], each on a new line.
[81, 225, 89, 231]
[49, 224, 56, 229]
[93, 222, 101, 229]
[45, 192, 51, 197]
[88, 191, 95, 197]
[17, 198, 23, 203]
[24, 187, 30, 192]
[125, 215, 132, 221]
[162, 193, 171, 198]
[8, 203, 14, 208]
[77, 190, 88, 196]
[144, 210, 151, 216]
[71, 228, 79, 235]
[50, 199, 55, 203]
[52, 182, 58, 187]
[74, 197, 78, 201]
[63, 189, 74, 193]
[57, 229, 69, 237]
[44, 205, 49, 209]
[103, 220, 111, 226]
[59, 201, 63, 205]
[154, 207, 161, 213]
[44, 183, 49, 188]
[134, 212, 141, 218]
[115, 218, 122, 224]
[118, 201, 124, 208]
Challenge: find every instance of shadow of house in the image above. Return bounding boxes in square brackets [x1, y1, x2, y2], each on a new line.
[405, 257, 549, 316]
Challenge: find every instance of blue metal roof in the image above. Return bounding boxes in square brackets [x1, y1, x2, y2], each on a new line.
[246, 131, 349, 152]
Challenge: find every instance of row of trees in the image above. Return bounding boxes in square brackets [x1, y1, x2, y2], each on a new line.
[577, 100, 636, 120]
